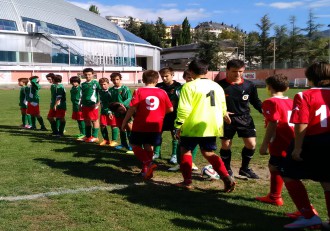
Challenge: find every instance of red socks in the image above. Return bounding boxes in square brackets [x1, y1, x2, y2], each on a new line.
[180, 154, 192, 184]
[206, 154, 229, 178]
[270, 170, 283, 198]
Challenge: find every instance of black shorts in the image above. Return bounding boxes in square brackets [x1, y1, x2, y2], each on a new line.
[269, 155, 285, 171]
[180, 136, 217, 152]
[281, 133, 330, 182]
[129, 131, 162, 146]
[221, 114, 256, 139]
[162, 112, 176, 131]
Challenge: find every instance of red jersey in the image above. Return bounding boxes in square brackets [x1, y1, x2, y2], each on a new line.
[262, 96, 294, 157]
[290, 88, 330, 136]
[130, 87, 173, 132]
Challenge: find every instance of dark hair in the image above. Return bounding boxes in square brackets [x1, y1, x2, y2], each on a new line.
[69, 76, 81, 84]
[18, 78, 29, 85]
[305, 62, 330, 87]
[110, 72, 122, 80]
[99, 77, 109, 84]
[53, 74, 62, 83]
[159, 67, 174, 75]
[265, 74, 289, 92]
[182, 69, 190, 79]
[83, 67, 94, 74]
[227, 59, 245, 70]
[142, 70, 159, 84]
[188, 59, 209, 75]
[29, 75, 39, 81]
[46, 73, 56, 79]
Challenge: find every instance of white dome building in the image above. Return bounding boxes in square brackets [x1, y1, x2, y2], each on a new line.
[0, 0, 161, 81]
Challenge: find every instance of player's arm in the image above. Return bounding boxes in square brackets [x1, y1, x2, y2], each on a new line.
[121, 86, 132, 108]
[292, 123, 307, 161]
[259, 121, 277, 155]
[121, 106, 136, 131]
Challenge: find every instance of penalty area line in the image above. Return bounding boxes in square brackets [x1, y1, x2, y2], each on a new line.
[0, 184, 139, 201]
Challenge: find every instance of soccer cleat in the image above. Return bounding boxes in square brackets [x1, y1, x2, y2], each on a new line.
[286, 206, 319, 219]
[256, 194, 284, 206]
[24, 125, 32, 129]
[99, 140, 110, 146]
[40, 126, 48, 131]
[175, 181, 194, 190]
[152, 153, 161, 160]
[168, 164, 180, 171]
[109, 141, 118, 147]
[169, 155, 177, 164]
[222, 176, 236, 193]
[227, 169, 234, 178]
[144, 162, 157, 180]
[77, 136, 88, 141]
[284, 215, 322, 229]
[239, 168, 259, 179]
[126, 150, 134, 154]
[86, 137, 99, 143]
[322, 220, 330, 229]
[192, 163, 199, 171]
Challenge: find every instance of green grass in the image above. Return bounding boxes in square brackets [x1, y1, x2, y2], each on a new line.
[0, 87, 326, 231]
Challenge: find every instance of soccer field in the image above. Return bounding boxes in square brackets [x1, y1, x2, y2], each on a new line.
[0, 87, 326, 231]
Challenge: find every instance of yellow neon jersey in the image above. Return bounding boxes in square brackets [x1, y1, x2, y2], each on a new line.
[175, 78, 227, 137]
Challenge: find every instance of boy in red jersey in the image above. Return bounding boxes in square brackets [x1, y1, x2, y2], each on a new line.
[256, 74, 294, 206]
[121, 70, 173, 180]
[282, 62, 330, 229]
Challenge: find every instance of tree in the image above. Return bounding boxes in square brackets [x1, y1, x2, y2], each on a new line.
[179, 17, 191, 45]
[126, 16, 140, 36]
[139, 22, 161, 47]
[89, 5, 100, 15]
[155, 17, 166, 48]
[304, 9, 323, 39]
[273, 25, 289, 67]
[256, 14, 273, 68]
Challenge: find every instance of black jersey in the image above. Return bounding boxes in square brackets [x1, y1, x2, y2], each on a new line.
[217, 78, 262, 116]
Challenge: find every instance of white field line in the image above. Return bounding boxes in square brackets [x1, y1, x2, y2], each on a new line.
[0, 184, 142, 201]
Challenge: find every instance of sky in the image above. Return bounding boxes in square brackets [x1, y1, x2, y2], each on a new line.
[68, 0, 330, 35]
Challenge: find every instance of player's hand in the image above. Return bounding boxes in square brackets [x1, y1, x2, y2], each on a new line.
[121, 123, 126, 132]
[109, 114, 113, 120]
[173, 128, 181, 140]
[292, 148, 303, 161]
[224, 112, 233, 124]
[259, 145, 268, 155]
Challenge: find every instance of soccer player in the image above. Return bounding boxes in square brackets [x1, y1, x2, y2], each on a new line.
[26, 76, 47, 130]
[80, 68, 101, 143]
[109, 72, 132, 150]
[46, 73, 60, 133]
[256, 74, 294, 206]
[153, 67, 182, 164]
[168, 70, 198, 172]
[121, 70, 173, 180]
[18, 77, 31, 129]
[174, 59, 235, 192]
[47, 75, 66, 137]
[282, 62, 330, 229]
[69, 76, 85, 139]
[98, 77, 113, 146]
[217, 59, 262, 179]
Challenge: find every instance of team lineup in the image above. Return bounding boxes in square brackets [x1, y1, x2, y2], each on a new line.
[17, 60, 330, 230]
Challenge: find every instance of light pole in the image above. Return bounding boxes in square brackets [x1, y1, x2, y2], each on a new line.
[328, 24, 330, 64]
[243, 35, 246, 64]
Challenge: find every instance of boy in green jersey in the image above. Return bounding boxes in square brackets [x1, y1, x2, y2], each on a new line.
[26, 76, 47, 130]
[154, 67, 181, 164]
[70, 76, 85, 138]
[47, 75, 67, 137]
[18, 77, 32, 129]
[109, 72, 132, 151]
[80, 68, 101, 143]
[98, 77, 113, 146]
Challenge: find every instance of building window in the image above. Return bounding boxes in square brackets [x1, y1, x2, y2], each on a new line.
[0, 51, 16, 62]
[22, 17, 75, 36]
[0, 19, 17, 31]
[76, 19, 119, 40]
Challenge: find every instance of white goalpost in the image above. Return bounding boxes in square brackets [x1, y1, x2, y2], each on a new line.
[293, 78, 308, 88]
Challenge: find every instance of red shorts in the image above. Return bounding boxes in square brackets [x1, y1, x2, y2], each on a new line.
[20, 108, 27, 114]
[48, 109, 66, 118]
[100, 114, 116, 126]
[82, 106, 99, 121]
[27, 102, 40, 116]
[72, 111, 84, 121]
